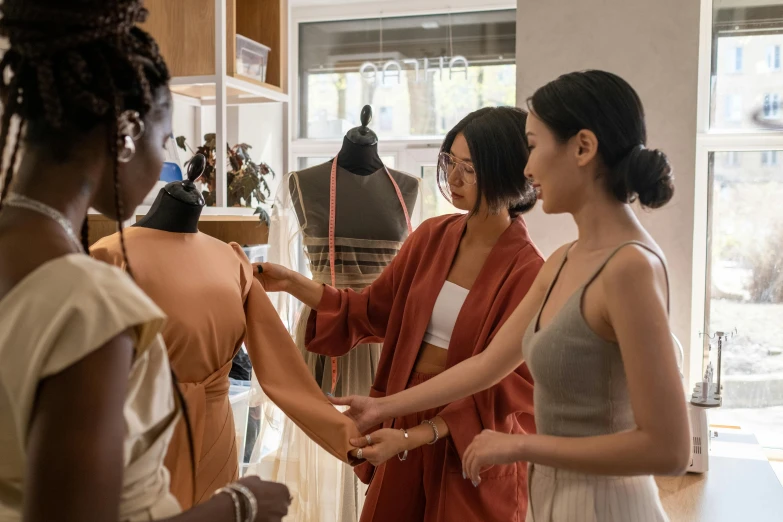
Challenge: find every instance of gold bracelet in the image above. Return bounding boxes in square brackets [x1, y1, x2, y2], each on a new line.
[421, 419, 439, 445]
[397, 428, 409, 461]
[214, 487, 242, 522]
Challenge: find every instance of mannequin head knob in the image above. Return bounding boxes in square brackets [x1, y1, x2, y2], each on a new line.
[360, 105, 372, 127]
[345, 105, 378, 146]
[184, 153, 206, 190]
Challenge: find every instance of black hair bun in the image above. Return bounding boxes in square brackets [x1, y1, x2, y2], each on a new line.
[614, 147, 674, 209]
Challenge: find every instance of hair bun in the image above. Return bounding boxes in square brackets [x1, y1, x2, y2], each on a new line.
[614, 146, 674, 209]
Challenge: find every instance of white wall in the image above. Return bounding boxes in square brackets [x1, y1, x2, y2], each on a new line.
[172, 99, 198, 164]
[516, 0, 701, 379]
[236, 104, 286, 198]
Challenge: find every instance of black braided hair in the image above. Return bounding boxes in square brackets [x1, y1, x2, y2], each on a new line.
[0, 0, 197, 503]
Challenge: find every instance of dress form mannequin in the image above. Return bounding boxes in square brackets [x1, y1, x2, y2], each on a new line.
[249, 106, 419, 522]
[134, 154, 206, 233]
[289, 105, 418, 391]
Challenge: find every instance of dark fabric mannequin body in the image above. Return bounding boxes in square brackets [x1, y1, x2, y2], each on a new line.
[291, 161, 419, 244]
[335, 137, 384, 177]
[289, 152, 420, 394]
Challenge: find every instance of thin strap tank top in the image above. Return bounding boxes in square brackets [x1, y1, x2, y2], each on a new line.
[521, 241, 670, 438]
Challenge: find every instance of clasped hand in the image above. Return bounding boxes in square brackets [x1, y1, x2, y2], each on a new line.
[328, 394, 384, 433]
[348, 429, 409, 467]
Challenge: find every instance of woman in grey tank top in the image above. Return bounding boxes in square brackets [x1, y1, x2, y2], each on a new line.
[333, 70, 690, 521]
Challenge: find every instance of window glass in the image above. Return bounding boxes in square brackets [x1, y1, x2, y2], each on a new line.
[710, 2, 783, 130]
[298, 10, 516, 139]
[705, 150, 783, 448]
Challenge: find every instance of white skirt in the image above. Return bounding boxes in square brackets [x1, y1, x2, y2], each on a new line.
[526, 464, 669, 522]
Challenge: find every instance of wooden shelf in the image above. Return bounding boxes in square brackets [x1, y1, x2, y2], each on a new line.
[170, 75, 288, 105]
[141, 0, 288, 94]
[87, 209, 268, 247]
[194, 215, 262, 222]
[88, 206, 262, 218]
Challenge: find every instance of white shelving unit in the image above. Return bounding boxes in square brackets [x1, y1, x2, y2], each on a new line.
[86, 0, 290, 247]
[141, 0, 289, 213]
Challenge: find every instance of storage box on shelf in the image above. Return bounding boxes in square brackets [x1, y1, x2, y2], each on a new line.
[236, 34, 270, 84]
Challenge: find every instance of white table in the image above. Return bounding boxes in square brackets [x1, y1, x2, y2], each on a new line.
[656, 428, 783, 521]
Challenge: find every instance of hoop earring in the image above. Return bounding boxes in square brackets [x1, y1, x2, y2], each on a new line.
[130, 118, 145, 141]
[119, 110, 145, 140]
[118, 135, 136, 163]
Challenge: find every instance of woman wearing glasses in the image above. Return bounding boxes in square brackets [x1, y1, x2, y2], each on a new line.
[254, 107, 543, 521]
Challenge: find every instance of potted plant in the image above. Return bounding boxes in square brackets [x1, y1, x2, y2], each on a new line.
[176, 134, 275, 225]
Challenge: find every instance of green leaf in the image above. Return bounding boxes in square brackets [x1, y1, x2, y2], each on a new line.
[254, 207, 270, 226]
[260, 176, 271, 198]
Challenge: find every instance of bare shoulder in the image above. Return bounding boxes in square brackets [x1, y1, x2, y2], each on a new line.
[601, 243, 669, 297]
[543, 243, 573, 273]
[533, 242, 574, 290]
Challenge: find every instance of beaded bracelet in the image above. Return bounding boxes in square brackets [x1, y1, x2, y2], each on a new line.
[421, 419, 439, 445]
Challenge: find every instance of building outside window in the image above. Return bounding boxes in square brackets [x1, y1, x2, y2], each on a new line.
[764, 93, 781, 119]
[722, 150, 741, 167]
[768, 44, 781, 70]
[700, 1, 783, 450]
[726, 45, 744, 72]
[761, 150, 779, 166]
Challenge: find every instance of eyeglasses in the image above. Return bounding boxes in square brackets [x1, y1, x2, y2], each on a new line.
[438, 152, 476, 185]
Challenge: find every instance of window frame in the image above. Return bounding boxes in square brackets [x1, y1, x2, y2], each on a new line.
[692, 0, 783, 395]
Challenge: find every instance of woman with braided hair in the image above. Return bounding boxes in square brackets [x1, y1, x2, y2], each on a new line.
[0, 1, 290, 521]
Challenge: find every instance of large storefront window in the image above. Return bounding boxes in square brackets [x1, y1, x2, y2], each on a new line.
[298, 10, 516, 139]
[702, 1, 783, 449]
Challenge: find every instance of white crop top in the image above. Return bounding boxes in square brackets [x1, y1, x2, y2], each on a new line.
[422, 281, 470, 349]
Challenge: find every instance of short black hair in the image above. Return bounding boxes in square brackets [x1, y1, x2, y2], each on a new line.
[438, 106, 536, 218]
[528, 70, 674, 209]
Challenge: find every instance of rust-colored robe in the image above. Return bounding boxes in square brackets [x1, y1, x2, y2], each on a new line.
[92, 227, 359, 509]
[306, 214, 543, 522]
